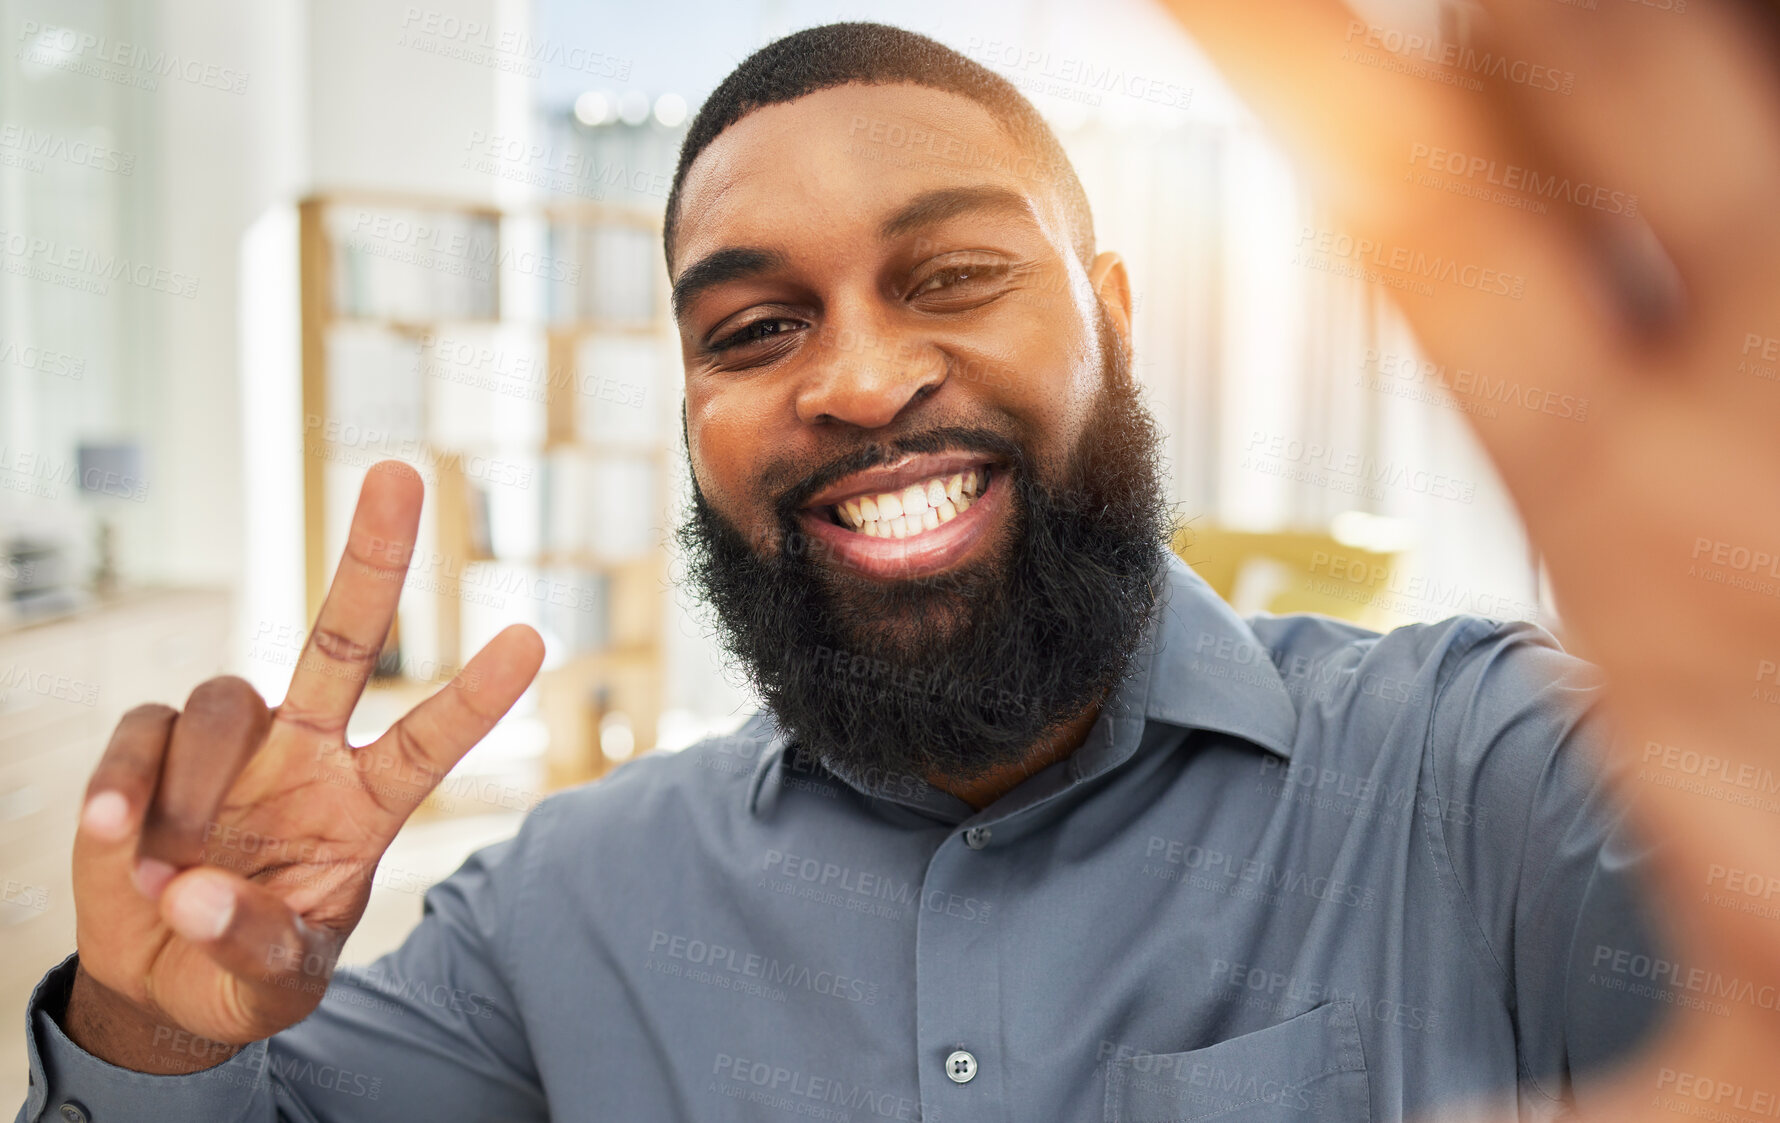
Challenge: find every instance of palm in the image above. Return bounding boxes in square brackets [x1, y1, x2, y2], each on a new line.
[208, 733, 393, 918]
[1158, 0, 1780, 1115]
[73, 461, 543, 1046]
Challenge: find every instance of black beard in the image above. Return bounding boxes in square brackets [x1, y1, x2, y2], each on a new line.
[676, 312, 1174, 788]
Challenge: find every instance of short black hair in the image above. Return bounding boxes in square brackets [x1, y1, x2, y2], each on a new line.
[663, 21, 1095, 274]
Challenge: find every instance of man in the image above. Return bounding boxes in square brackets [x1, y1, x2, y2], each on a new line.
[16, 19, 1735, 1123]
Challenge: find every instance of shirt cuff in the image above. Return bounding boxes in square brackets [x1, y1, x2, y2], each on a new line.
[18, 953, 276, 1123]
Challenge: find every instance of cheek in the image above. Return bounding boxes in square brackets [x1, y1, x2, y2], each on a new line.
[686, 381, 785, 530]
[970, 324, 1100, 459]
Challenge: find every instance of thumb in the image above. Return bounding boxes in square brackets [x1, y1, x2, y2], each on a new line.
[158, 867, 346, 1043]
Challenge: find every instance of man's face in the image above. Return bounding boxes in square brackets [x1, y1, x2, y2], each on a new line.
[672, 83, 1122, 601]
[670, 82, 1170, 784]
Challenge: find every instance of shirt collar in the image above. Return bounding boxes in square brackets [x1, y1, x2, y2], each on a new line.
[747, 553, 1299, 817]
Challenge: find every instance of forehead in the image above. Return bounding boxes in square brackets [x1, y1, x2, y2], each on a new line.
[672, 83, 1072, 271]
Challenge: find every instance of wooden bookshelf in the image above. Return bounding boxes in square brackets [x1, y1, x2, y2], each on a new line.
[297, 191, 674, 806]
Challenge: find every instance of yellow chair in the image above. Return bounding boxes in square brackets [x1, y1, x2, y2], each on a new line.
[1172, 523, 1404, 629]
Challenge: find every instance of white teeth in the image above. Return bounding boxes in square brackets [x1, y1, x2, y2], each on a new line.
[831, 466, 990, 540]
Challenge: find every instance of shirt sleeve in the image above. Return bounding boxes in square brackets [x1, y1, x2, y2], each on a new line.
[15, 808, 552, 1123]
[1424, 617, 1676, 1110]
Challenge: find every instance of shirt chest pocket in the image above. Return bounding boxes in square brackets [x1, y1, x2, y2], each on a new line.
[1103, 1000, 1372, 1123]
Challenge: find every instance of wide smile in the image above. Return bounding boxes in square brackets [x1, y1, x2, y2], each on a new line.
[797, 453, 1007, 580]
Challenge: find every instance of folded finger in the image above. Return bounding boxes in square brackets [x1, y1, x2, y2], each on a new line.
[74, 704, 179, 895]
[138, 677, 270, 889]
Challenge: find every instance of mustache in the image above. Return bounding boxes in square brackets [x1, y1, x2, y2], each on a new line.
[770, 425, 1029, 524]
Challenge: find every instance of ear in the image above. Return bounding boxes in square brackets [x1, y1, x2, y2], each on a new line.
[1087, 252, 1133, 352]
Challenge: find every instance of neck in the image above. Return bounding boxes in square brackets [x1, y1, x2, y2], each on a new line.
[927, 696, 1108, 811]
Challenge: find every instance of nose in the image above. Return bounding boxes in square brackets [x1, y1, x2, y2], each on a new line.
[793, 315, 947, 430]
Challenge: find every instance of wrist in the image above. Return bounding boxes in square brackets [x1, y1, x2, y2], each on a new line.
[61, 963, 243, 1075]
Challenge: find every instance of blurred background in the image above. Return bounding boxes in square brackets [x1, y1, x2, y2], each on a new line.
[0, 0, 1552, 1101]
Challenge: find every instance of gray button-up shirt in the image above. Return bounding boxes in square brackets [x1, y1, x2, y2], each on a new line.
[16, 556, 1673, 1122]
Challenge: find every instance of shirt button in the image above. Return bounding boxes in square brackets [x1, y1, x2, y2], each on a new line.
[58, 1102, 89, 1123]
[963, 826, 991, 850]
[945, 1049, 978, 1084]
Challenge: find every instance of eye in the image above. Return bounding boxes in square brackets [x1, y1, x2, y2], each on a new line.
[909, 260, 1012, 299]
[709, 317, 804, 353]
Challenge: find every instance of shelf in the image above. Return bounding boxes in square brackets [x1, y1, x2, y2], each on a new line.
[300, 193, 675, 803]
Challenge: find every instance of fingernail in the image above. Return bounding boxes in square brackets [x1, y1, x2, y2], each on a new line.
[80, 792, 129, 841]
[167, 877, 235, 942]
[132, 857, 176, 900]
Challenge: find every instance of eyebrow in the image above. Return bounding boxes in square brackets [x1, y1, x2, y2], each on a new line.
[879, 185, 1034, 241]
[670, 246, 788, 318]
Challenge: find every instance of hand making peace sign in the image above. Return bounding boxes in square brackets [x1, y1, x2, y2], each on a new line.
[63, 460, 543, 1068]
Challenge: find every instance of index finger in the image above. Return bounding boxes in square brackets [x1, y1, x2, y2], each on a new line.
[275, 460, 422, 739]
